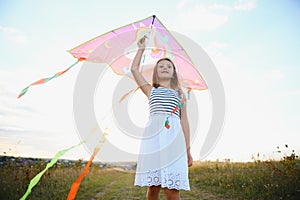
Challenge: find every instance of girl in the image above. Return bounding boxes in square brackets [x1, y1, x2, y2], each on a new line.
[132, 36, 193, 200]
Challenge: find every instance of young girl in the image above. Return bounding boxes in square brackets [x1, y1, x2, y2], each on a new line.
[132, 36, 193, 200]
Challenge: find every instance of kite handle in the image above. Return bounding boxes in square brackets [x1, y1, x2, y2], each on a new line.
[151, 15, 156, 26]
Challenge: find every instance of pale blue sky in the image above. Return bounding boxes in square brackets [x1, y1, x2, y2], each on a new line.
[0, 0, 299, 161]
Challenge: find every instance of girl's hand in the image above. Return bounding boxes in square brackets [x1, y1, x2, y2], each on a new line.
[137, 36, 147, 50]
[187, 151, 193, 167]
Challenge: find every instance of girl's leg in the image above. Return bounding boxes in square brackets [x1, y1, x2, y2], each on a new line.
[147, 185, 161, 200]
[164, 188, 180, 200]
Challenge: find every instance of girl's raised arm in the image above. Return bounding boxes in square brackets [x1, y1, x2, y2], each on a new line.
[131, 37, 152, 98]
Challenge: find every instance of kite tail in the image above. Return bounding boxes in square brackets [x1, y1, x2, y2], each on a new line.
[17, 58, 86, 98]
[19, 141, 85, 200]
[118, 87, 140, 103]
[67, 132, 108, 200]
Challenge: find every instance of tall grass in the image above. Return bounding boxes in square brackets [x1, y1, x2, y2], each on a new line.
[0, 146, 299, 200]
[188, 145, 300, 199]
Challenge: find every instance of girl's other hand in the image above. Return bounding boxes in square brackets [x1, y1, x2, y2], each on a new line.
[187, 151, 193, 167]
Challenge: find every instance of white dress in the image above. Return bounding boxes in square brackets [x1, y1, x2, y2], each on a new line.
[134, 87, 190, 191]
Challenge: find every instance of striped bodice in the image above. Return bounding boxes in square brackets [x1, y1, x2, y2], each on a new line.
[149, 87, 181, 118]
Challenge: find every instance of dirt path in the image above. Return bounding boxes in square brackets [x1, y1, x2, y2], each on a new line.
[91, 179, 117, 199]
[90, 168, 235, 200]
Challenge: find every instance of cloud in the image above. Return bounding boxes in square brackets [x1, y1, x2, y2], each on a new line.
[0, 24, 29, 45]
[175, 0, 255, 31]
[209, 3, 232, 11]
[234, 0, 256, 11]
[0, 126, 27, 133]
[176, 0, 188, 10]
[206, 41, 229, 53]
[12, 35, 29, 44]
[204, 52, 298, 161]
[265, 69, 284, 81]
[0, 72, 40, 136]
[0, 25, 17, 33]
[178, 5, 229, 31]
[287, 89, 300, 96]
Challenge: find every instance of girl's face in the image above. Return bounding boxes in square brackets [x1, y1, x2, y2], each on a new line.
[156, 60, 174, 80]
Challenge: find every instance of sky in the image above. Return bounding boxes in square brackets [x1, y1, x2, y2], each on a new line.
[0, 0, 299, 162]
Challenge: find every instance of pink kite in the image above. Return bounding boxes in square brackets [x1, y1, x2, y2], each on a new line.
[18, 15, 207, 98]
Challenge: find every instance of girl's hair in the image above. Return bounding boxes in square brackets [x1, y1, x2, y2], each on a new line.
[152, 58, 183, 98]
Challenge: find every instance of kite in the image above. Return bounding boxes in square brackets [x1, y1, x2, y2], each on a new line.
[18, 15, 207, 99]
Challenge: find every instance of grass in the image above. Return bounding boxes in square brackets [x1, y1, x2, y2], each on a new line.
[0, 147, 299, 200]
[188, 159, 299, 199]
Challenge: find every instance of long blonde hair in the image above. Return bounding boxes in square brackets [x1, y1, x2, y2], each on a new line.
[152, 58, 183, 98]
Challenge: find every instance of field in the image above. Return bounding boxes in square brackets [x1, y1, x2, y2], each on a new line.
[0, 150, 299, 200]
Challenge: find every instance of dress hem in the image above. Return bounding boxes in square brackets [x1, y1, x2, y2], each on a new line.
[134, 183, 190, 191]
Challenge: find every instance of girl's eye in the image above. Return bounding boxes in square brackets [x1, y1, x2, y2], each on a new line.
[168, 65, 172, 68]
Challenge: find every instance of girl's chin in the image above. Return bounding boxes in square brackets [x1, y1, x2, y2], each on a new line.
[158, 74, 171, 78]
[158, 76, 171, 80]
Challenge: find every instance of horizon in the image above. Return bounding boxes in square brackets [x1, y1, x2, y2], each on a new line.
[1, 142, 294, 163]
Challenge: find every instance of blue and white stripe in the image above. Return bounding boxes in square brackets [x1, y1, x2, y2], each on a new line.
[149, 87, 181, 118]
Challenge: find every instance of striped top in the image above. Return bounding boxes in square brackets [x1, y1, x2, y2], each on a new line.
[149, 87, 181, 118]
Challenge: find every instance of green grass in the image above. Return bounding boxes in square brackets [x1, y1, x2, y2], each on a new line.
[188, 160, 300, 199]
[0, 150, 299, 200]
